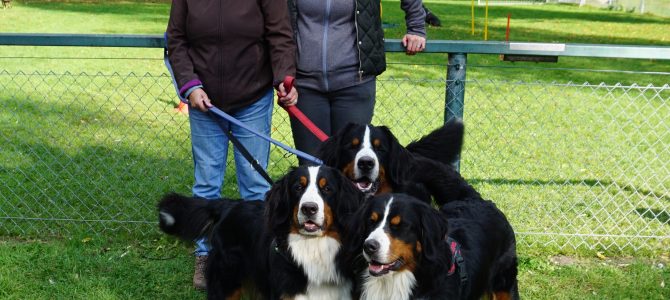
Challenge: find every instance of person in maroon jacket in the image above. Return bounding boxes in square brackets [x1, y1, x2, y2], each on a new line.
[166, 0, 297, 290]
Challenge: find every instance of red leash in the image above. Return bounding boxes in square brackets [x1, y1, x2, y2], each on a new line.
[279, 76, 329, 142]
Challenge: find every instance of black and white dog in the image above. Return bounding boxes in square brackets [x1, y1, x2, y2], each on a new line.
[317, 120, 480, 205]
[158, 165, 365, 299]
[346, 193, 519, 300]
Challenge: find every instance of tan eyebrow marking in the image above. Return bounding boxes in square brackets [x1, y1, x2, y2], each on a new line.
[299, 176, 307, 187]
[319, 177, 327, 188]
[371, 212, 379, 222]
[390, 215, 401, 225]
[373, 139, 381, 147]
[352, 138, 360, 146]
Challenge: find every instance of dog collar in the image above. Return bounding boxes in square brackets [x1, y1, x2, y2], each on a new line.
[446, 236, 468, 285]
[271, 238, 292, 262]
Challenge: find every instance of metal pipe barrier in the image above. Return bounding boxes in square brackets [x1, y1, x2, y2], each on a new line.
[1, 34, 669, 253]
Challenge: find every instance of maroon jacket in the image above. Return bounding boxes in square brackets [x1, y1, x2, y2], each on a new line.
[167, 0, 296, 112]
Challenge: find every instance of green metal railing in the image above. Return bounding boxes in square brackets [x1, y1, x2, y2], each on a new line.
[1, 33, 669, 253]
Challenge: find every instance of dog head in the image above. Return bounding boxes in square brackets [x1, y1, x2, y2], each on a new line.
[349, 193, 449, 277]
[265, 165, 364, 239]
[318, 123, 413, 198]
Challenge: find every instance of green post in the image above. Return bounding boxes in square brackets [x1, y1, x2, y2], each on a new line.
[446, 53, 467, 171]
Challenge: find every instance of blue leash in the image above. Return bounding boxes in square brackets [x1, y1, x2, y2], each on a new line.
[163, 36, 323, 170]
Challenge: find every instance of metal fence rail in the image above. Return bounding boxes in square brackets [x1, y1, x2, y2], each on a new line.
[1, 34, 669, 254]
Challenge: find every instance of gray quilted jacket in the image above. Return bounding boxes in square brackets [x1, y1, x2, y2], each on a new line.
[288, 0, 425, 91]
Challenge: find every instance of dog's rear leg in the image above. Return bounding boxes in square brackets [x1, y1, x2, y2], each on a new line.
[491, 251, 519, 300]
[206, 248, 245, 300]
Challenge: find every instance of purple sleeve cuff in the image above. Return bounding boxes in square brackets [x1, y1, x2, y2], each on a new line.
[183, 85, 203, 99]
[179, 79, 203, 96]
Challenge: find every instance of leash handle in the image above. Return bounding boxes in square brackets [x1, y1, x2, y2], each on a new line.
[283, 76, 295, 93]
[279, 76, 329, 142]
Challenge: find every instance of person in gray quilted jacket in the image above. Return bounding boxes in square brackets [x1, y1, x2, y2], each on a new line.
[287, 0, 426, 161]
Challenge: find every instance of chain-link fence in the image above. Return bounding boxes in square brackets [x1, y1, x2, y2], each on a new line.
[1, 40, 669, 254]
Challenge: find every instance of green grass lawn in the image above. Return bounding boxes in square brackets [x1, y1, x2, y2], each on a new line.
[1, 0, 670, 299]
[0, 234, 668, 299]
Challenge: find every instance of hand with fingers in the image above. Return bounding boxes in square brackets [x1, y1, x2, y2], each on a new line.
[402, 34, 426, 55]
[277, 82, 298, 107]
[188, 88, 213, 112]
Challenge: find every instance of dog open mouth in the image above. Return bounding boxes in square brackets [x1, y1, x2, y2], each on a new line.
[354, 177, 379, 194]
[368, 259, 403, 276]
[301, 220, 322, 233]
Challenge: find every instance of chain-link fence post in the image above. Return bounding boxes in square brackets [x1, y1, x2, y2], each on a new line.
[446, 53, 467, 172]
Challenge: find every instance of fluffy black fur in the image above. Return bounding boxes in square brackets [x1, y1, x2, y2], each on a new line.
[158, 165, 365, 299]
[345, 193, 519, 300]
[405, 119, 464, 167]
[423, 5, 442, 27]
[317, 120, 479, 205]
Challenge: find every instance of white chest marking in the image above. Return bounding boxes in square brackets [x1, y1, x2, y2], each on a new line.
[288, 233, 352, 299]
[360, 269, 417, 300]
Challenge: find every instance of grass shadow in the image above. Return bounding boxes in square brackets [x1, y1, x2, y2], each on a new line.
[469, 177, 670, 203]
[635, 208, 670, 225]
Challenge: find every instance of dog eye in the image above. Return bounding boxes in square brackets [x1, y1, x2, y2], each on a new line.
[321, 185, 331, 193]
[293, 184, 304, 192]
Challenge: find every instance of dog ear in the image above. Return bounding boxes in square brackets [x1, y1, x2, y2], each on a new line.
[264, 173, 292, 234]
[418, 203, 449, 266]
[317, 133, 342, 167]
[333, 168, 366, 223]
[380, 126, 414, 187]
[317, 122, 359, 167]
[341, 194, 372, 258]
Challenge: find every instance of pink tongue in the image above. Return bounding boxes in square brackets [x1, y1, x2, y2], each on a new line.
[357, 182, 371, 189]
[304, 222, 319, 231]
[369, 264, 387, 273]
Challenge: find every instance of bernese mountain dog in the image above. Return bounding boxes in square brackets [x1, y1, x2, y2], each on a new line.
[317, 120, 480, 205]
[157, 165, 365, 299]
[344, 193, 519, 300]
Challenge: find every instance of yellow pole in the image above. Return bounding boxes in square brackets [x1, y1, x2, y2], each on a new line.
[471, 0, 475, 35]
[484, 0, 489, 40]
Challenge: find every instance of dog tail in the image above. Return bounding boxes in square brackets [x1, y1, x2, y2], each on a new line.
[423, 5, 442, 27]
[157, 192, 236, 241]
[406, 118, 464, 166]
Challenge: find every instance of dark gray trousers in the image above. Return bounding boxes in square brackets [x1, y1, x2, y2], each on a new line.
[290, 79, 376, 164]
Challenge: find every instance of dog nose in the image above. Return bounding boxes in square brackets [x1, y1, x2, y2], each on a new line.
[357, 156, 375, 171]
[300, 202, 318, 217]
[363, 239, 380, 255]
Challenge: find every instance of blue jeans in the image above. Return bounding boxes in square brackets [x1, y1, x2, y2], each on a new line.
[190, 88, 274, 256]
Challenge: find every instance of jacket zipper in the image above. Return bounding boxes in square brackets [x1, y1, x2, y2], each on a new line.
[322, 0, 332, 91]
[354, 0, 363, 82]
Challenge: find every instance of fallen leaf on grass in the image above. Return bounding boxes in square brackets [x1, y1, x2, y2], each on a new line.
[596, 252, 607, 260]
[81, 237, 92, 243]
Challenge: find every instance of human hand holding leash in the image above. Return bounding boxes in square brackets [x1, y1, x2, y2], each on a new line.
[277, 77, 298, 106]
[188, 88, 213, 112]
[402, 34, 426, 55]
[278, 76, 328, 142]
